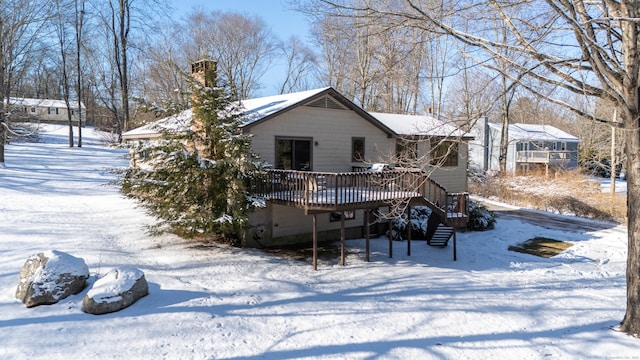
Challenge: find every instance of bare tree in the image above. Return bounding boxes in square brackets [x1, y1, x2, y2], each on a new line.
[109, 0, 130, 141]
[304, 0, 448, 114]
[310, 14, 352, 95]
[138, 24, 190, 114]
[278, 36, 319, 94]
[53, 0, 75, 147]
[88, 0, 168, 139]
[444, 66, 499, 123]
[74, 0, 86, 147]
[313, 0, 640, 335]
[183, 10, 277, 100]
[0, 0, 51, 163]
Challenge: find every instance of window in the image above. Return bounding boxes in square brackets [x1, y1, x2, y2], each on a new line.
[430, 139, 458, 167]
[395, 139, 418, 166]
[330, 211, 355, 222]
[30, 107, 35, 113]
[275, 137, 312, 170]
[48, 107, 58, 115]
[352, 137, 365, 162]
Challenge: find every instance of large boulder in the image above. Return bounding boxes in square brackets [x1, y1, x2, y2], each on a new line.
[15, 250, 89, 308]
[82, 266, 148, 315]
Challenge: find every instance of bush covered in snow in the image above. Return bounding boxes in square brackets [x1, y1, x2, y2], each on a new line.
[390, 206, 431, 240]
[390, 201, 495, 240]
[465, 202, 496, 231]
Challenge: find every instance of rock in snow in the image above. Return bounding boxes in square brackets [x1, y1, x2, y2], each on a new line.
[15, 250, 89, 308]
[82, 266, 148, 315]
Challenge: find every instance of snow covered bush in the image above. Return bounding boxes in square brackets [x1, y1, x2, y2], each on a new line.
[390, 206, 431, 240]
[466, 201, 496, 231]
[389, 201, 495, 240]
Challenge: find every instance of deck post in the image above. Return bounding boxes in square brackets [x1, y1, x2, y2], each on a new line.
[313, 214, 318, 270]
[365, 210, 370, 262]
[340, 211, 345, 266]
[388, 207, 393, 258]
[545, 163, 549, 178]
[453, 227, 457, 261]
[407, 205, 411, 256]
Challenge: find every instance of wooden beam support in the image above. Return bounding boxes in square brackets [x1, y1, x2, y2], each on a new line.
[388, 207, 393, 258]
[340, 211, 345, 266]
[365, 210, 370, 262]
[407, 205, 411, 256]
[312, 214, 318, 270]
[453, 227, 457, 261]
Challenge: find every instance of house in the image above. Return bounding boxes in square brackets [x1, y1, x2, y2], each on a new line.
[7, 97, 86, 125]
[469, 118, 580, 175]
[123, 60, 473, 268]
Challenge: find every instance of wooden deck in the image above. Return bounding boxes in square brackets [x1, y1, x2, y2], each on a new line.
[249, 169, 469, 269]
[250, 169, 469, 226]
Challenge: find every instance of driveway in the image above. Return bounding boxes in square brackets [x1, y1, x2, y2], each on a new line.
[477, 200, 621, 233]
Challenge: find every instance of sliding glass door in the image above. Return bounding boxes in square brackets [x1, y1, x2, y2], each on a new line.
[275, 137, 312, 171]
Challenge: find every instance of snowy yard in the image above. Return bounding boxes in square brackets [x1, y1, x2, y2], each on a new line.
[0, 126, 638, 359]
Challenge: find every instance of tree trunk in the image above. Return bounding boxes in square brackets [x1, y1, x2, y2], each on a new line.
[499, 93, 509, 174]
[76, 0, 84, 148]
[618, 0, 640, 334]
[119, 0, 129, 137]
[620, 113, 640, 334]
[0, 126, 5, 163]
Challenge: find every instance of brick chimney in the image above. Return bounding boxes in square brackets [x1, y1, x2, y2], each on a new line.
[189, 59, 217, 158]
[190, 59, 217, 87]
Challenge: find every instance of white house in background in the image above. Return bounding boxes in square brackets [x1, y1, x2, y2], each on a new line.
[7, 97, 86, 125]
[469, 118, 580, 175]
[123, 61, 473, 256]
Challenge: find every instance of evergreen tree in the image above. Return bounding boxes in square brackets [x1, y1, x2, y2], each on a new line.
[122, 79, 258, 245]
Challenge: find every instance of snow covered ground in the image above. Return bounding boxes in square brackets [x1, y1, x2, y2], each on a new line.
[597, 176, 628, 194]
[0, 125, 638, 359]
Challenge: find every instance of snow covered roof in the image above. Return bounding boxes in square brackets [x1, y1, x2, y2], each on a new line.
[489, 122, 579, 142]
[123, 88, 337, 140]
[370, 112, 471, 138]
[123, 87, 470, 140]
[239, 87, 331, 126]
[8, 97, 85, 109]
[122, 109, 192, 140]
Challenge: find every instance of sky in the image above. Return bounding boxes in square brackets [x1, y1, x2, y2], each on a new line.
[0, 124, 638, 358]
[169, 0, 313, 96]
[169, 0, 310, 42]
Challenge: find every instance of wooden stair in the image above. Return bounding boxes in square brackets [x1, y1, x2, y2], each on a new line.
[427, 225, 454, 247]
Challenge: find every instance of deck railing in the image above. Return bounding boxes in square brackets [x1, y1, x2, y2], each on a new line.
[516, 150, 572, 164]
[249, 169, 469, 225]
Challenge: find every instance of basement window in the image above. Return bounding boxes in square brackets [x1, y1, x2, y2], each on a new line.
[330, 211, 355, 222]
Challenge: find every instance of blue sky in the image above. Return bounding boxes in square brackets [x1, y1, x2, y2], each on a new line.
[169, 0, 313, 95]
[170, 0, 310, 41]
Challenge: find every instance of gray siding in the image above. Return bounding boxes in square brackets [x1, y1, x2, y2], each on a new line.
[246, 105, 392, 172]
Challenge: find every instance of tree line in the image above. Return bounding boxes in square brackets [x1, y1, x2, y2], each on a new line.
[1, 0, 612, 170]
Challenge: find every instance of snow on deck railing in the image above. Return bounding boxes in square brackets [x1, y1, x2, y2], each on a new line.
[249, 169, 422, 209]
[249, 170, 469, 224]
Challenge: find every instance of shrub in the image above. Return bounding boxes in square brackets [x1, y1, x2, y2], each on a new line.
[466, 202, 496, 231]
[390, 206, 431, 240]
